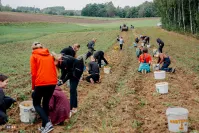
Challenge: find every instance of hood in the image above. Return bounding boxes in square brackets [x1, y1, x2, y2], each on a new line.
[32, 48, 50, 56]
[55, 86, 62, 91]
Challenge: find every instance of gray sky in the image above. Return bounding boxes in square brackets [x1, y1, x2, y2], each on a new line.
[2, 0, 153, 10]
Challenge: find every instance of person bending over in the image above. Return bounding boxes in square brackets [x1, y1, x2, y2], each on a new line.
[93, 51, 108, 68]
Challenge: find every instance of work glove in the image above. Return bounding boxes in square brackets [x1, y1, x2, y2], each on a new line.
[57, 79, 63, 86]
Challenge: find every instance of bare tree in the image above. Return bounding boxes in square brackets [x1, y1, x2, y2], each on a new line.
[182, 0, 186, 32]
[189, 0, 193, 33]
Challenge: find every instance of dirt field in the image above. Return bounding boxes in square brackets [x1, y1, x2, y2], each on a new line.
[0, 12, 158, 23]
[1, 28, 199, 133]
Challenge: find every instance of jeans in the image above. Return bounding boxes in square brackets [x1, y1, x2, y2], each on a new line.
[70, 78, 79, 110]
[33, 85, 55, 127]
[160, 63, 172, 72]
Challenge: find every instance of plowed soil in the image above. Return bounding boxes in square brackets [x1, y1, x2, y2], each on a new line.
[0, 12, 158, 23]
[1, 29, 199, 133]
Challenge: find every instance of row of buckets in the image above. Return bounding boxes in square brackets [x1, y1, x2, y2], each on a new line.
[154, 70, 189, 132]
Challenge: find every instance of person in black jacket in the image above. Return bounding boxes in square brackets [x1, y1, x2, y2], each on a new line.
[86, 38, 97, 59]
[156, 38, 164, 53]
[86, 56, 100, 84]
[0, 74, 16, 125]
[60, 44, 80, 57]
[94, 51, 108, 68]
[52, 53, 84, 115]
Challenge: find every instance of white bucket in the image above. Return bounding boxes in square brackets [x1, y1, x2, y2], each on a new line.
[154, 71, 166, 79]
[19, 101, 36, 123]
[155, 82, 168, 94]
[104, 67, 111, 74]
[153, 64, 160, 71]
[166, 107, 189, 132]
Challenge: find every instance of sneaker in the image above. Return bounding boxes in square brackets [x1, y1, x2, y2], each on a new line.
[171, 68, 176, 73]
[38, 127, 44, 132]
[41, 122, 54, 133]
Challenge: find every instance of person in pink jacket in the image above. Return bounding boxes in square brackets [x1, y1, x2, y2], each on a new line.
[49, 86, 70, 125]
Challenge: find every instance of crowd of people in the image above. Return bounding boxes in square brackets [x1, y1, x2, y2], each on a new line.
[134, 35, 175, 74]
[0, 34, 176, 133]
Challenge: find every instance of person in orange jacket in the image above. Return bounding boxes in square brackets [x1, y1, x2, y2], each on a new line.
[30, 42, 57, 133]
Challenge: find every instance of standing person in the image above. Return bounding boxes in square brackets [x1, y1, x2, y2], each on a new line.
[155, 53, 175, 73]
[119, 37, 124, 50]
[156, 38, 164, 53]
[86, 56, 100, 84]
[93, 51, 108, 68]
[138, 48, 152, 73]
[86, 38, 97, 59]
[30, 42, 57, 133]
[52, 53, 84, 116]
[0, 74, 16, 125]
[60, 44, 80, 57]
[49, 86, 70, 125]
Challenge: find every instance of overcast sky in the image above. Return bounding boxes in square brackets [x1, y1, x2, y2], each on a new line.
[2, 0, 153, 10]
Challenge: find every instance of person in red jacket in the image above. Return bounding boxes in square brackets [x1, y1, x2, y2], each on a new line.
[49, 86, 70, 125]
[30, 42, 57, 133]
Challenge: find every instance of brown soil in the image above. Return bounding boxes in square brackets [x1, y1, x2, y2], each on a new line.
[0, 12, 158, 23]
[1, 30, 199, 133]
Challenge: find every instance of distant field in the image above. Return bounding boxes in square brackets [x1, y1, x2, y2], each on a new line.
[0, 12, 160, 23]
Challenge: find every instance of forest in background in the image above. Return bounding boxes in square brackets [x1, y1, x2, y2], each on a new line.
[0, 1, 158, 18]
[154, 0, 199, 35]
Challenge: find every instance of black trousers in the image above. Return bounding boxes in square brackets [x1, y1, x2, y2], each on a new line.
[33, 85, 55, 127]
[86, 48, 94, 59]
[159, 46, 164, 53]
[86, 74, 100, 83]
[120, 44, 123, 50]
[96, 53, 108, 68]
[69, 77, 79, 110]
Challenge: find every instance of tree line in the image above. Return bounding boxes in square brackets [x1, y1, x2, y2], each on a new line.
[81, 1, 158, 18]
[0, 1, 158, 18]
[154, 0, 199, 35]
[0, 5, 81, 16]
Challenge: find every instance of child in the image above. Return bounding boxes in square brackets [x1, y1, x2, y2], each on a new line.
[0, 74, 16, 125]
[119, 37, 124, 50]
[86, 56, 100, 84]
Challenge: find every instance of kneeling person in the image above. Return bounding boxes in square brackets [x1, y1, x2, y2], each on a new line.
[155, 53, 175, 73]
[86, 56, 100, 84]
[138, 48, 152, 73]
[0, 74, 16, 125]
